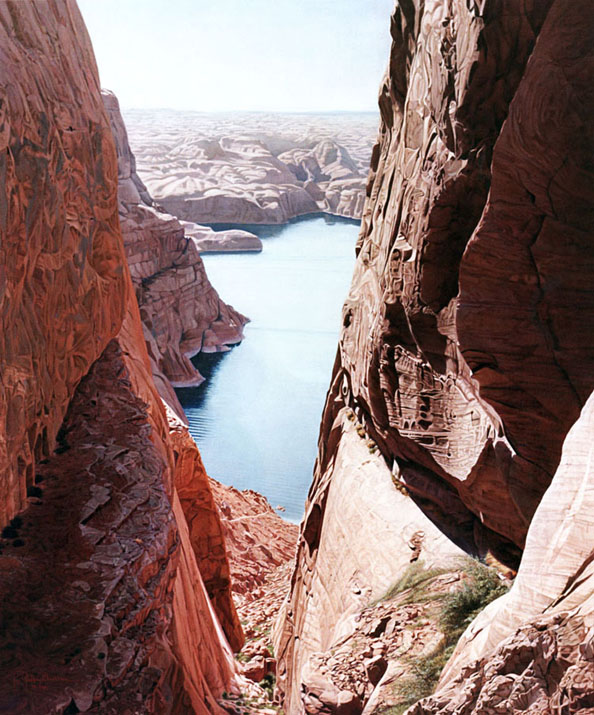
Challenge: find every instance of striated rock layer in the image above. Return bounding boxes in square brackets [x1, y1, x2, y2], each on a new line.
[275, 410, 463, 712]
[0, 0, 127, 529]
[277, 0, 594, 711]
[412, 390, 594, 714]
[208, 478, 298, 603]
[0, 1, 243, 711]
[102, 90, 248, 389]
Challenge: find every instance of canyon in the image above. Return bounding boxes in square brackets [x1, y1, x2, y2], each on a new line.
[1, 0, 593, 714]
[0, 1, 288, 712]
[124, 110, 377, 225]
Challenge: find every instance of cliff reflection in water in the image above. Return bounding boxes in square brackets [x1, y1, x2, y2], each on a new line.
[176, 215, 359, 522]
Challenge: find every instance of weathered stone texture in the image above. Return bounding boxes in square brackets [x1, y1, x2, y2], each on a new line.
[411, 389, 594, 714]
[0, 0, 128, 527]
[275, 410, 463, 713]
[278, 0, 594, 710]
[0, 2, 243, 711]
[102, 90, 247, 389]
[168, 410, 245, 652]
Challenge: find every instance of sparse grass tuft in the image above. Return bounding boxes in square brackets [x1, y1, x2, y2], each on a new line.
[259, 673, 276, 700]
[391, 558, 509, 713]
[382, 561, 448, 603]
[439, 558, 508, 643]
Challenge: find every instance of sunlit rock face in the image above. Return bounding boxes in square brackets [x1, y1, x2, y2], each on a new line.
[208, 478, 299, 602]
[102, 90, 247, 389]
[167, 410, 245, 652]
[102, 92, 245, 652]
[277, 0, 594, 710]
[412, 389, 594, 713]
[0, 1, 242, 710]
[0, 0, 128, 528]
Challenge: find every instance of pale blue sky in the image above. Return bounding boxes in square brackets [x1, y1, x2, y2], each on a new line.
[78, 0, 394, 112]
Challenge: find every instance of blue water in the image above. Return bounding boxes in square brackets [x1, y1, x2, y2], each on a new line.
[176, 215, 359, 523]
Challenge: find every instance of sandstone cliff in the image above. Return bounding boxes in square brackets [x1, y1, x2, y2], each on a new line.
[101, 90, 247, 390]
[413, 390, 594, 713]
[276, 0, 594, 711]
[0, 1, 244, 710]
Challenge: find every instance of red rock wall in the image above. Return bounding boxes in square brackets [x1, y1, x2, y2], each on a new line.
[278, 0, 594, 710]
[0, 2, 243, 711]
[331, 0, 586, 565]
[305, 0, 594, 572]
[0, 0, 128, 527]
[168, 413, 244, 652]
[104, 91, 245, 653]
[414, 392, 594, 713]
[208, 479, 298, 601]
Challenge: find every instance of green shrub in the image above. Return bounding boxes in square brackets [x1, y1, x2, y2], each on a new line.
[392, 558, 509, 712]
[382, 561, 447, 603]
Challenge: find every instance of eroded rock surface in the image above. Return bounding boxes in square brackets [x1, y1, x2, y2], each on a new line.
[209, 479, 298, 603]
[102, 90, 248, 388]
[0, 2, 244, 711]
[0, 340, 234, 714]
[125, 110, 377, 224]
[168, 412, 244, 652]
[278, 0, 594, 711]
[206, 482, 298, 701]
[412, 390, 594, 713]
[0, 0, 127, 528]
[275, 411, 463, 712]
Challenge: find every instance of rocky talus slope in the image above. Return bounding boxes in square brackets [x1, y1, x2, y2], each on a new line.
[125, 110, 377, 224]
[276, 0, 594, 712]
[207, 483, 299, 710]
[0, 1, 250, 710]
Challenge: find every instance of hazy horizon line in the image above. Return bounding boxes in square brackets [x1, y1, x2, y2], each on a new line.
[121, 106, 380, 115]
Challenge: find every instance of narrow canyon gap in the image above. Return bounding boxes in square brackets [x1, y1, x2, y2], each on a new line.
[1, 1, 594, 714]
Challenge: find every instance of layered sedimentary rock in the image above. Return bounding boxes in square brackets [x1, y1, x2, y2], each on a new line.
[102, 90, 248, 388]
[167, 412, 244, 652]
[278, 0, 594, 710]
[412, 391, 594, 713]
[182, 222, 263, 253]
[124, 110, 376, 224]
[208, 479, 298, 602]
[205, 480, 298, 694]
[275, 411, 463, 712]
[0, 0, 127, 528]
[0, 2, 243, 711]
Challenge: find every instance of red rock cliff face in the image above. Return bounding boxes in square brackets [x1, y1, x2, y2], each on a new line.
[0, 0, 127, 528]
[102, 89, 245, 653]
[0, 1, 242, 711]
[102, 90, 247, 391]
[277, 0, 594, 710]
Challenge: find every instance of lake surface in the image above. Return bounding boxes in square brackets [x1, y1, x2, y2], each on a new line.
[176, 214, 359, 523]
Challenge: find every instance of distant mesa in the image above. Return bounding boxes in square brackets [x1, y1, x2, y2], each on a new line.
[124, 110, 377, 225]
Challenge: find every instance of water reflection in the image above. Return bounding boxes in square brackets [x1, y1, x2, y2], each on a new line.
[176, 215, 359, 523]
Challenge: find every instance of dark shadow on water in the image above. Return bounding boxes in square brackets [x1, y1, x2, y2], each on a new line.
[205, 212, 361, 238]
[175, 350, 234, 409]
